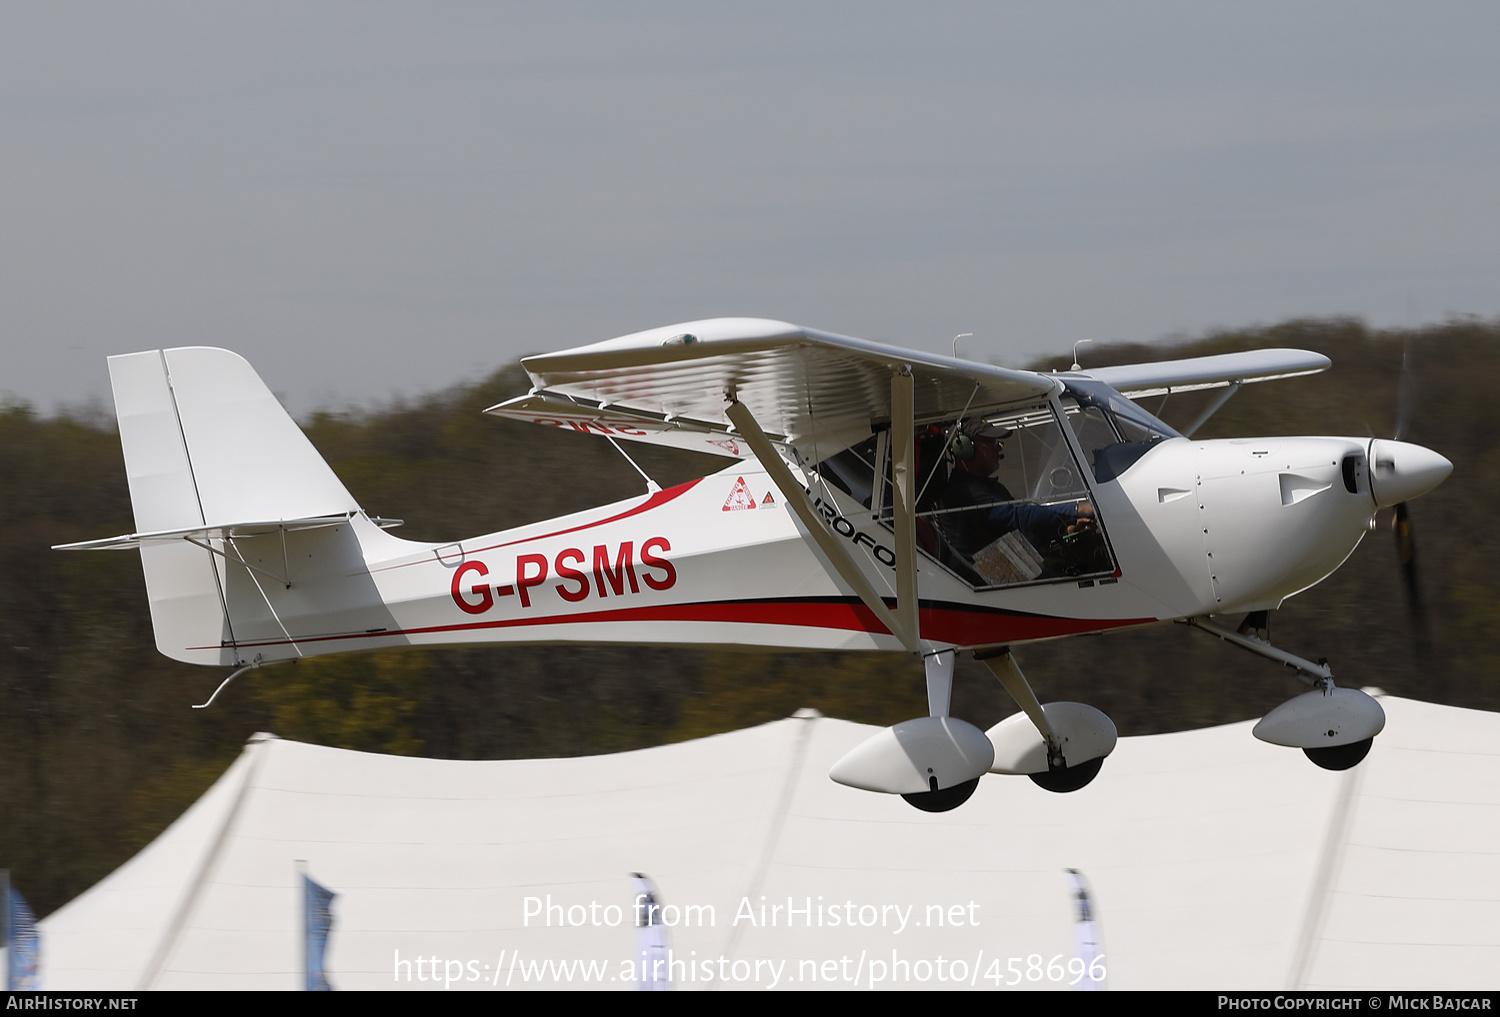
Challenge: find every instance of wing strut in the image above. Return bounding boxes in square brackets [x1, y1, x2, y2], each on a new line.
[726, 384, 920, 652]
[888, 368, 921, 651]
[1182, 380, 1242, 437]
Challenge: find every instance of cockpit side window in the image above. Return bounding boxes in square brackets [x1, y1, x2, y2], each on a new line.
[814, 401, 1115, 590]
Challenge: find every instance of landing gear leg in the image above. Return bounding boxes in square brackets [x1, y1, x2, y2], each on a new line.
[1188, 615, 1333, 687]
[976, 648, 1106, 793]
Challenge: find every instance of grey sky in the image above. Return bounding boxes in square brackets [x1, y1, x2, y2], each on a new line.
[3, 2, 1497, 415]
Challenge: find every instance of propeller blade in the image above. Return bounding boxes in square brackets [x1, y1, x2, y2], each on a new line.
[1392, 501, 1433, 657]
[1392, 502, 1420, 612]
[1388, 337, 1434, 658]
[1395, 337, 1415, 442]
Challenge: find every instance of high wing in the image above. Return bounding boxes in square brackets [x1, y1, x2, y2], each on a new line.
[486, 317, 1059, 459]
[488, 319, 1331, 454]
[1072, 348, 1331, 398]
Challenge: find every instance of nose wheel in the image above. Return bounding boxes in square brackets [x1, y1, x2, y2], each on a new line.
[1303, 737, 1373, 771]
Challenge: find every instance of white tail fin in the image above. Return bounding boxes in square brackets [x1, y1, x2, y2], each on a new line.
[112, 348, 359, 527]
[108, 348, 362, 665]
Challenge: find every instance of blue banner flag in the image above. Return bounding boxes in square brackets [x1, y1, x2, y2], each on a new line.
[1065, 868, 1106, 991]
[6, 886, 40, 990]
[631, 873, 671, 991]
[303, 873, 336, 991]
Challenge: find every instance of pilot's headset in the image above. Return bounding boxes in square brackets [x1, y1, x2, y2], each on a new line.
[951, 421, 1006, 462]
[950, 428, 977, 461]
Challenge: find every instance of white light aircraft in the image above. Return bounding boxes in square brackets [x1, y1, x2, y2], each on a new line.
[58, 318, 1453, 811]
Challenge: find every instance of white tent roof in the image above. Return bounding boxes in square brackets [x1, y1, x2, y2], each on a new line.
[37, 695, 1500, 991]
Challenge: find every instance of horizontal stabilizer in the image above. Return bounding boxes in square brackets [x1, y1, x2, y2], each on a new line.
[53, 514, 403, 552]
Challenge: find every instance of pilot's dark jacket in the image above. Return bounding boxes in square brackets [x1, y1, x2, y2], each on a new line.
[939, 471, 1078, 557]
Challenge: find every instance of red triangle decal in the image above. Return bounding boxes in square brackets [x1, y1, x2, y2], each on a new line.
[722, 476, 757, 511]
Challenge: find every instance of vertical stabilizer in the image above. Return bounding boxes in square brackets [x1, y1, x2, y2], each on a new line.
[157, 348, 359, 524]
[108, 348, 362, 665]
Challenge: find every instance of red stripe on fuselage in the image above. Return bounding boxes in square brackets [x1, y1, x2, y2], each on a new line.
[191, 598, 1155, 651]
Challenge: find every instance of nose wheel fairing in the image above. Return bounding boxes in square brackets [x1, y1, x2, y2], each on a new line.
[1252, 687, 1386, 752]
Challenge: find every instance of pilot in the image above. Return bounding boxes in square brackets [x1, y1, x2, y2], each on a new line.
[939, 421, 1094, 559]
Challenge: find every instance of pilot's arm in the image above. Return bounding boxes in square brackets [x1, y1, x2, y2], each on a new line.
[983, 501, 1085, 543]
